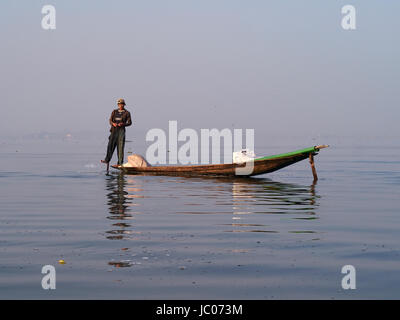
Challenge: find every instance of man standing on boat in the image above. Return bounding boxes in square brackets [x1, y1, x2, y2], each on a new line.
[101, 98, 132, 168]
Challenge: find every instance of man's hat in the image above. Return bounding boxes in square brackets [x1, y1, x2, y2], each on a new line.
[117, 98, 126, 105]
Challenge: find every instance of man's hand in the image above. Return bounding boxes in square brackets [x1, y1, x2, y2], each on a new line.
[112, 122, 117, 127]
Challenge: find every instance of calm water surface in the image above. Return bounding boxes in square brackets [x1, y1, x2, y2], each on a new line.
[1, 140, 399, 299]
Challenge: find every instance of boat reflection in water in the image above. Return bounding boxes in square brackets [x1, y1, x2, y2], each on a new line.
[104, 173, 320, 267]
[230, 178, 318, 214]
[229, 177, 319, 234]
[172, 175, 320, 234]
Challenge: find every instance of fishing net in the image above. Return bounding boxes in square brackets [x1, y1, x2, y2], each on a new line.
[122, 154, 151, 167]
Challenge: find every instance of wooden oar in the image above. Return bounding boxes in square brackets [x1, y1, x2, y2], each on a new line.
[309, 153, 318, 182]
[310, 145, 329, 181]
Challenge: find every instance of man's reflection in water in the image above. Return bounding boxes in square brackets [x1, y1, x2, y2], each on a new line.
[105, 173, 133, 240]
[105, 173, 136, 268]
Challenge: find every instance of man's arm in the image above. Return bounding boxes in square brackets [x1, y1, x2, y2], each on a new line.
[109, 110, 116, 127]
[124, 111, 132, 127]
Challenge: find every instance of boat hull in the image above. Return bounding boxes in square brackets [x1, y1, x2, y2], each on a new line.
[117, 152, 317, 177]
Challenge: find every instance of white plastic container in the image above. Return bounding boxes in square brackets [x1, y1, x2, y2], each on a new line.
[232, 149, 256, 164]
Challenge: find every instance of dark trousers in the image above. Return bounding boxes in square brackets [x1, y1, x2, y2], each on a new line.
[105, 128, 125, 164]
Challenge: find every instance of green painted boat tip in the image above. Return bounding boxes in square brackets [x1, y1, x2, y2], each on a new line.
[255, 145, 329, 161]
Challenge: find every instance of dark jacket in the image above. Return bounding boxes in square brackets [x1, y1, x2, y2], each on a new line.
[109, 108, 132, 132]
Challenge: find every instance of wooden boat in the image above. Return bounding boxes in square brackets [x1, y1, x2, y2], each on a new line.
[112, 145, 328, 178]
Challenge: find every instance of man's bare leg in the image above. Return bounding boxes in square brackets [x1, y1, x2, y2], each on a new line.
[100, 160, 110, 172]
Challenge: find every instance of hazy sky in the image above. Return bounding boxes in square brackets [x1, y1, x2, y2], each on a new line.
[1, 1, 399, 141]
